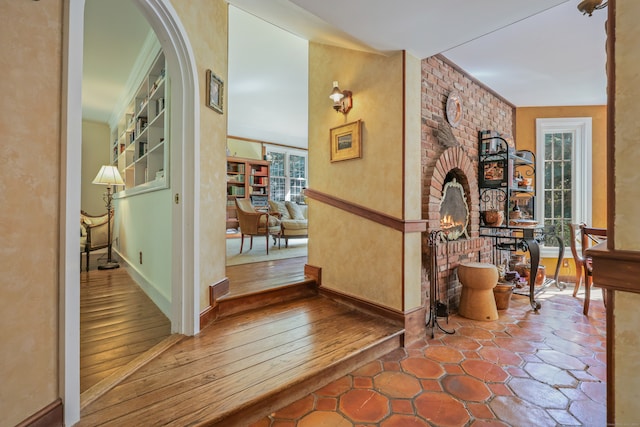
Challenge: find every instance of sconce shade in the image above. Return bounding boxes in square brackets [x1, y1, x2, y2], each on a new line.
[329, 80, 353, 114]
[329, 81, 345, 103]
[92, 165, 125, 186]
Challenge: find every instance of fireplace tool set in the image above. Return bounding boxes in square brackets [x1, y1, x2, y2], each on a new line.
[427, 230, 455, 338]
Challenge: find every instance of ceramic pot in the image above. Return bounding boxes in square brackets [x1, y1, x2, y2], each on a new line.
[482, 210, 504, 227]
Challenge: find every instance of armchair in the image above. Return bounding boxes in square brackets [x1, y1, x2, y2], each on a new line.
[235, 198, 281, 254]
[80, 210, 112, 271]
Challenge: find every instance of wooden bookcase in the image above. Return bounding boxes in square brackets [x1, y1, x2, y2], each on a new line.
[111, 50, 168, 194]
[226, 156, 271, 233]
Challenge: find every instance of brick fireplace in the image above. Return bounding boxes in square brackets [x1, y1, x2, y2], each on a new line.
[421, 55, 514, 312]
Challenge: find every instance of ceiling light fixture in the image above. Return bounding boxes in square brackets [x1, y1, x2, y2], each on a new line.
[577, 0, 608, 16]
[329, 81, 352, 114]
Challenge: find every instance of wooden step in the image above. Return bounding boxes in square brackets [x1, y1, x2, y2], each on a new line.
[216, 278, 318, 318]
[78, 295, 404, 426]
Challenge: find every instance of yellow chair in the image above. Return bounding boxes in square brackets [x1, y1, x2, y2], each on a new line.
[234, 198, 281, 254]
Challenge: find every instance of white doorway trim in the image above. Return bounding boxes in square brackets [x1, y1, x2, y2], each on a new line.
[61, 1, 199, 424]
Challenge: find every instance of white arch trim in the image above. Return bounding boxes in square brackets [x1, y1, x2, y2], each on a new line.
[61, 1, 199, 424]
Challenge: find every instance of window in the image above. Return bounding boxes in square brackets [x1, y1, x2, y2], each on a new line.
[265, 146, 308, 202]
[535, 118, 592, 255]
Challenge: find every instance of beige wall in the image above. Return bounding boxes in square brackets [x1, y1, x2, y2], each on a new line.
[0, 0, 63, 424]
[613, 1, 640, 423]
[308, 44, 422, 311]
[171, 0, 228, 311]
[82, 120, 111, 214]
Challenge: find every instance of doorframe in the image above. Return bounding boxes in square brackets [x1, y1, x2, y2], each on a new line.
[61, 1, 200, 424]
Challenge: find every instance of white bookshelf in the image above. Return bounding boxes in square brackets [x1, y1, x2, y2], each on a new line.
[111, 51, 168, 195]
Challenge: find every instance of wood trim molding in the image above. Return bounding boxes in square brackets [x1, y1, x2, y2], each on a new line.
[319, 286, 405, 326]
[587, 242, 640, 294]
[304, 188, 427, 233]
[201, 277, 230, 329]
[304, 264, 322, 286]
[16, 398, 62, 427]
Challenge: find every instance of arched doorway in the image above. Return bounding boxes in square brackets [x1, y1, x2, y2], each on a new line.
[62, 0, 199, 424]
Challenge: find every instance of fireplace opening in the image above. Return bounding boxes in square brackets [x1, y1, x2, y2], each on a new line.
[439, 173, 470, 240]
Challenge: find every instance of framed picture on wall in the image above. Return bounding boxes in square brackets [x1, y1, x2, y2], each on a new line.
[330, 120, 362, 162]
[206, 69, 223, 114]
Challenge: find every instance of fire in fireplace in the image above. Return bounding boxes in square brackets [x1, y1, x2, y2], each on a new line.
[439, 177, 470, 240]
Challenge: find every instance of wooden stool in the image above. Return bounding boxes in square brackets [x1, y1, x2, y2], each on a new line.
[458, 262, 499, 321]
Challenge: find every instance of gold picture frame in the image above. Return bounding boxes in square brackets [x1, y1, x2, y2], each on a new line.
[206, 69, 223, 114]
[330, 120, 362, 162]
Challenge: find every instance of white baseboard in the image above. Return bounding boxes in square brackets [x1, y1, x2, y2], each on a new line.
[113, 249, 171, 318]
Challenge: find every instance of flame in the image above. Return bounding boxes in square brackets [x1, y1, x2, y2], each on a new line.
[440, 214, 464, 230]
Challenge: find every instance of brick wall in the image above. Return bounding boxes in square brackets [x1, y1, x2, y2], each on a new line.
[421, 54, 515, 311]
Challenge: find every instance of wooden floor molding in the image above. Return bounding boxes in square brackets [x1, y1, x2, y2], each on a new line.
[80, 334, 184, 410]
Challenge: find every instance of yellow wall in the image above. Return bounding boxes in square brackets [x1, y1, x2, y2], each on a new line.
[0, 1, 62, 424]
[171, 0, 228, 310]
[227, 137, 262, 159]
[82, 120, 111, 214]
[308, 44, 422, 311]
[613, 1, 640, 423]
[516, 106, 607, 276]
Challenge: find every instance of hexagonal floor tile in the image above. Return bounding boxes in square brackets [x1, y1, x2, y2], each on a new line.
[523, 362, 577, 387]
[490, 395, 557, 427]
[339, 389, 389, 423]
[424, 345, 464, 363]
[401, 357, 445, 379]
[442, 375, 492, 402]
[508, 377, 568, 409]
[298, 411, 352, 427]
[381, 414, 431, 427]
[414, 392, 470, 427]
[374, 371, 422, 398]
[461, 359, 509, 382]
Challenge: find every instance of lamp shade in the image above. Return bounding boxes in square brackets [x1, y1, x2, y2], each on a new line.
[92, 165, 125, 186]
[329, 81, 344, 102]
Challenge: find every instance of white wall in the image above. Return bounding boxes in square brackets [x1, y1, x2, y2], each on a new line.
[227, 6, 308, 148]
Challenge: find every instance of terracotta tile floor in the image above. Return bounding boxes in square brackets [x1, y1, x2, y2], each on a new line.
[250, 286, 606, 426]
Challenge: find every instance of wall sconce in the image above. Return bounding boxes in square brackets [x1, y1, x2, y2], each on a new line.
[577, 0, 607, 16]
[329, 81, 352, 114]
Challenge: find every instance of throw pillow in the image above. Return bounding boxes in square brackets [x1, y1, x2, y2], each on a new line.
[286, 201, 305, 220]
[269, 200, 291, 220]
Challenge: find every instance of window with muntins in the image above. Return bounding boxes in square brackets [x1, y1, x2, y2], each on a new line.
[265, 146, 308, 202]
[535, 118, 592, 255]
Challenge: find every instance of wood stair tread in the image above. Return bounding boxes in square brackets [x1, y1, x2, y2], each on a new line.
[79, 295, 404, 426]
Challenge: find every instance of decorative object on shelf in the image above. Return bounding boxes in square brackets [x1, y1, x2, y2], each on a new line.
[481, 209, 504, 227]
[206, 69, 224, 114]
[445, 91, 462, 127]
[329, 81, 352, 114]
[480, 160, 507, 188]
[92, 165, 125, 270]
[330, 120, 362, 162]
[577, 0, 607, 16]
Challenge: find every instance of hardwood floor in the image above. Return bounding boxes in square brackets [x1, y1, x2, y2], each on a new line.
[78, 294, 403, 426]
[225, 255, 308, 296]
[80, 268, 171, 394]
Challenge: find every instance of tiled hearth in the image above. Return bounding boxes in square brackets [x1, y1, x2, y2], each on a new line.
[251, 287, 606, 426]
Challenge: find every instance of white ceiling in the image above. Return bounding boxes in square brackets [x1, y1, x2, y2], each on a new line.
[82, 0, 608, 140]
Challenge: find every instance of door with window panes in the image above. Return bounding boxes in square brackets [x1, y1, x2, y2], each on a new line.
[267, 147, 307, 202]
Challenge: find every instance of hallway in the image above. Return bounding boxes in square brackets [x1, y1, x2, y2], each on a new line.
[252, 287, 606, 426]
